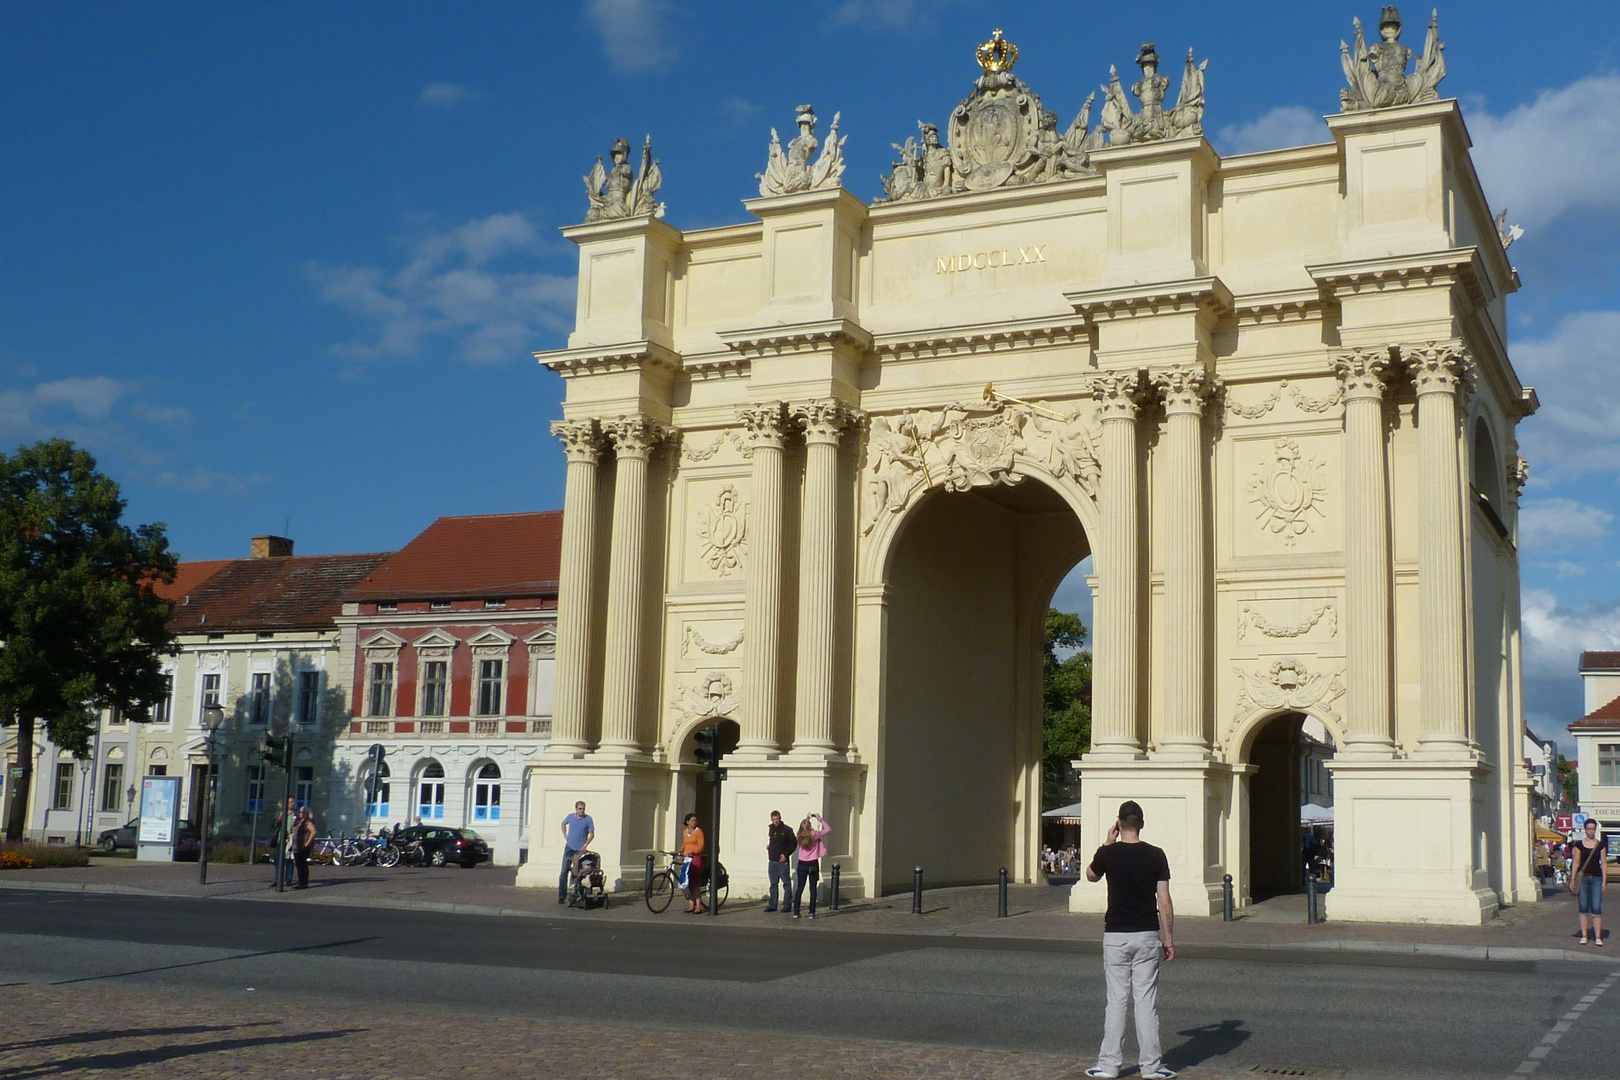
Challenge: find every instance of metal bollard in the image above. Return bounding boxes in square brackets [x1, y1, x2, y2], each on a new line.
[1306, 870, 1319, 925]
[830, 863, 841, 912]
[1222, 873, 1234, 922]
[644, 852, 654, 896]
[913, 866, 924, 914]
[998, 867, 1009, 918]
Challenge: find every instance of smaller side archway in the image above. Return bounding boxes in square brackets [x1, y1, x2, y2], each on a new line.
[1235, 710, 1338, 903]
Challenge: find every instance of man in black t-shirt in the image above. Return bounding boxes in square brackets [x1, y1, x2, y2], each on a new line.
[1082, 800, 1176, 1080]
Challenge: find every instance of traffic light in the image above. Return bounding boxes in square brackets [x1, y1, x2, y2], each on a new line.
[260, 735, 292, 771]
[693, 725, 719, 768]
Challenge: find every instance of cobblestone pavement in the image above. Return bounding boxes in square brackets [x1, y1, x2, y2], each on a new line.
[0, 982, 1240, 1079]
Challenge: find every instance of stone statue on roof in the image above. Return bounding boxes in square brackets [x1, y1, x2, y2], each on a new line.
[584, 135, 665, 222]
[758, 105, 846, 197]
[1339, 6, 1446, 112]
[1099, 43, 1207, 145]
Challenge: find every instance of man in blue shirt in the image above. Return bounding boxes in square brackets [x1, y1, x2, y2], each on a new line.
[559, 801, 595, 903]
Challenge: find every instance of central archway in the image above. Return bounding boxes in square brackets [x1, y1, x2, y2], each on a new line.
[879, 478, 1088, 892]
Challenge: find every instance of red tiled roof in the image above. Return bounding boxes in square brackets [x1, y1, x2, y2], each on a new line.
[345, 511, 562, 602]
[151, 559, 231, 604]
[1582, 651, 1620, 671]
[1570, 693, 1620, 731]
[169, 552, 391, 634]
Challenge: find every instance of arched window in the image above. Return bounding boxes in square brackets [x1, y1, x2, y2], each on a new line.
[1472, 419, 1504, 511]
[366, 761, 392, 820]
[417, 760, 445, 821]
[473, 762, 501, 823]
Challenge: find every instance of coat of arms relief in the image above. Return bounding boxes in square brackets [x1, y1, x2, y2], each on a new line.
[862, 392, 1102, 535]
[696, 484, 747, 576]
[1248, 439, 1329, 546]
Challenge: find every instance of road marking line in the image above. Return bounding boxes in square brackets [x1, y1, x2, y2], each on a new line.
[1507, 967, 1620, 1077]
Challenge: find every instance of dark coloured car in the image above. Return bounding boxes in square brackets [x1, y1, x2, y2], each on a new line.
[399, 825, 490, 868]
[97, 818, 199, 851]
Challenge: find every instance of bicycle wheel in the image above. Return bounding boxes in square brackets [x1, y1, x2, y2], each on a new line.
[715, 862, 729, 909]
[646, 870, 676, 913]
[377, 845, 400, 868]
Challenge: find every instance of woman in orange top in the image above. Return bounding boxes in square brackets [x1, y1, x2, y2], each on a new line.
[679, 813, 706, 914]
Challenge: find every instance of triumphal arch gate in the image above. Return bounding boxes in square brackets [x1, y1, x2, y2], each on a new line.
[517, 12, 1537, 924]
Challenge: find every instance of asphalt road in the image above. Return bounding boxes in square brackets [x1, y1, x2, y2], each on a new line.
[3, 887, 1617, 1079]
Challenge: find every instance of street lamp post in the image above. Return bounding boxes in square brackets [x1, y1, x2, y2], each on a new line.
[199, 704, 225, 885]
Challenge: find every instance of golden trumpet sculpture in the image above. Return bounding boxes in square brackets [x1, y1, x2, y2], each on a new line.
[982, 381, 1064, 420]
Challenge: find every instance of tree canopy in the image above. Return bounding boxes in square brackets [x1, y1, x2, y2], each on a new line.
[1, 439, 177, 837]
[1042, 606, 1092, 810]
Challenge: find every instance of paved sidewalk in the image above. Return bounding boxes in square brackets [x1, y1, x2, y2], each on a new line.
[1, 981, 1249, 1080]
[2, 856, 1602, 963]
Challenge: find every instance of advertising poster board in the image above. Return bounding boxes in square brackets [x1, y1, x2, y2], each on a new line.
[137, 775, 181, 861]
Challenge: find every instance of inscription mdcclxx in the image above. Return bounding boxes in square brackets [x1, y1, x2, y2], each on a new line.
[936, 244, 1047, 274]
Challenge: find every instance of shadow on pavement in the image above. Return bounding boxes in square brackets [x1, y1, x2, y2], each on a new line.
[0, 1022, 275, 1054]
[0, 1027, 362, 1078]
[48, 937, 380, 986]
[1166, 1018, 1250, 1070]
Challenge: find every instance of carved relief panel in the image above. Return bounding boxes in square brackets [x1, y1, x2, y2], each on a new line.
[1221, 427, 1343, 560]
[671, 470, 752, 589]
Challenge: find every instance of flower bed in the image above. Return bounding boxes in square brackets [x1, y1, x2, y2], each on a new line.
[0, 842, 92, 869]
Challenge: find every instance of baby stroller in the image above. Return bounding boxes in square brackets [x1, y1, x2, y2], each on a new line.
[568, 849, 609, 909]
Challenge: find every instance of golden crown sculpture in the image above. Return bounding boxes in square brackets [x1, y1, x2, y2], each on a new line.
[975, 29, 1018, 75]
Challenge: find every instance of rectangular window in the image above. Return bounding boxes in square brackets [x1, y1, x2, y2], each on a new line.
[148, 764, 167, 777]
[367, 662, 393, 718]
[377, 602, 397, 613]
[420, 660, 448, 717]
[1600, 743, 1620, 787]
[245, 764, 265, 814]
[418, 780, 445, 820]
[367, 778, 391, 820]
[477, 659, 504, 716]
[430, 600, 452, 612]
[484, 598, 506, 609]
[297, 671, 321, 726]
[101, 763, 124, 812]
[474, 782, 501, 822]
[153, 674, 173, 725]
[249, 672, 271, 726]
[201, 673, 221, 711]
[53, 763, 74, 810]
[107, 707, 126, 728]
[294, 765, 314, 809]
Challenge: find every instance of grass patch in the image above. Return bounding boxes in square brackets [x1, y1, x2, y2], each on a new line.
[0, 842, 92, 870]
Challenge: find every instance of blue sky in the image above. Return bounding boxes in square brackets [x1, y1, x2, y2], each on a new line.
[3, 2, 1618, 748]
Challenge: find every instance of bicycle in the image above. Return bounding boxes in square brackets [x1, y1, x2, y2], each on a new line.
[645, 850, 728, 913]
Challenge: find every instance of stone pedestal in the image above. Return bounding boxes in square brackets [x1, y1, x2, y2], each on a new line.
[1325, 758, 1498, 924]
[515, 757, 667, 894]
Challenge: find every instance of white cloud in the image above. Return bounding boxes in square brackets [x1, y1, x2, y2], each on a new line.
[1513, 310, 1620, 479]
[0, 376, 131, 445]
[1522, 588, 1620, 683]
[1470, 75, 1620, 229]
[1217, 106, 1327, 155]
[1519, 496, 1614, 552]
[584, 0, 678, 75]
[151, 466, 265, 497]
[308, 212, 576, 366]
[827, 0, 933, 31]
[419, 82, 480, 108]
[29, 376, 127, 421]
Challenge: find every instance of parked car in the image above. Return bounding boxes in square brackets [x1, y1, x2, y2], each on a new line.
[97, 818, 199, 852]
[397, 825, 490, 868]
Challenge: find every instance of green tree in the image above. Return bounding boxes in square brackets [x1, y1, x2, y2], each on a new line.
[1043, 607, 1092, 810]
[1, 439, 177, 839]
[1558, 755, 1578, 806]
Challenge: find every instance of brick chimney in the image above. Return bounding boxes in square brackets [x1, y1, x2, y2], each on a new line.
[251, 535, 294, 559]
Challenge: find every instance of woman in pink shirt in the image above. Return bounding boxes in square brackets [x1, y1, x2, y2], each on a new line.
[792, 813, 831, 919]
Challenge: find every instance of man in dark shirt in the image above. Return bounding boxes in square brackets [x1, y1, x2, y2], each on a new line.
[1083, 800, 1176, 1080]
[764, 810, 796, 913]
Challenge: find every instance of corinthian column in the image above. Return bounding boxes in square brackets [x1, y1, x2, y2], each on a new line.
[790, 400, 857, 756]
[1153, 366, 1215, 756]
[1089, 371, 1149, 758]
[1409, 342, 1472, 755]
[547, 420, 602, 757]
[597, 415, 667, 756]
[738, 403, 790, 755]
[1333, 347, 1396, 756]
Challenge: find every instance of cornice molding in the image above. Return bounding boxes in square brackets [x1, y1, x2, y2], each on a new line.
[1066, 276, 1234, 323]
[718, 318, 873, 358]
[537, 339, 681, 377]
[1307, 247, 1503, 307]
[873, 312, 1090, 361]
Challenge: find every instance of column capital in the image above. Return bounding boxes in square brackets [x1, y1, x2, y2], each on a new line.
[1087, 369, 1152, 421]
[1402, 340, 1472, 397]
[1151, 365, 1218, 416]
[1331, 346, 1397, 401]
[603, 415, 671, 460]
[790, 399, 863, 445]
[738, 401, 792, 450]
[551, 419, 603, 464]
